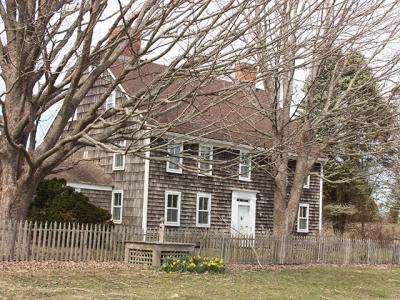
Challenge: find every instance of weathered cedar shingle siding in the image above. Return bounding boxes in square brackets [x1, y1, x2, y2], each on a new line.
[72, 72, 146, 227]
[80, 188, 112, 212]
[146, 143, 322, 234]
[69, 70, 323, 233]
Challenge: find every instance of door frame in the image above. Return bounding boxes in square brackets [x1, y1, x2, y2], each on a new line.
[231, 190, 257, 237]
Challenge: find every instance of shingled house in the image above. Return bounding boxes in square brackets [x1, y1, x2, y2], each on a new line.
[57, 56, 325, 236]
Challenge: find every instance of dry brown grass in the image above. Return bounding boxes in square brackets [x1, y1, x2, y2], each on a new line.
[0, 262, 399, 299]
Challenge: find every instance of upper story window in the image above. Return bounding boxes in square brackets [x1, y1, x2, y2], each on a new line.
[239, 151, 251, 181]
[196, 193, 211, 227]
[113, 140, 126, 171]
[297, 203, 309, 233]
[304, 175, 311, 189]
[166, 144, 183, 174]
[105, 91, 116, 109]
[165, 191, 181, 226]
[111, 190, 123, 224]
[198, 144, 213, 176]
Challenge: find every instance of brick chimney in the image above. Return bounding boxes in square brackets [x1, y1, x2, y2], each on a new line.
[110, 26, 141, 56]
[235, 63, 257, 82]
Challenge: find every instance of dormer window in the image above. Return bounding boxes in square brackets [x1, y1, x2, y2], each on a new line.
[198, 144, 213, 176]
[239, 151, 251, 181]
[113, 140, 126, 171]
[166, 144, 183, 174]
[106, 91, 116, 109]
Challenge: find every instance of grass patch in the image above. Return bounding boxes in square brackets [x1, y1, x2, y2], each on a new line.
[0, 264, 399, 299]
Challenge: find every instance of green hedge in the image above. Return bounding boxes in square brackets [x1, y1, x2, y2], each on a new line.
[28, 179, 111, 224]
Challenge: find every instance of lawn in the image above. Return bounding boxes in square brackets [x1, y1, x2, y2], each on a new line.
[0, 263, 399, 299]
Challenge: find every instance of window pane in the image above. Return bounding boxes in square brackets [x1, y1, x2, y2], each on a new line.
[113, 207, 121, 221]
[199, 197, 208, 210]
[200, 146, 211, 159]
[114, 193, 121, 206]
[300, 206, 307, 218]
[240, 164, 249, 175]
[168, 145, 181, 170]
[106, 95, 114, 108]
[116, 140, 124, 146]
[169, 156, 179, 169]
[199, 161, 210, 171]
[114, 154, 124, 167]
[167, 194, 178, 208]
[169, 145, 180, 155]
[199, 145, 212, 172]
[198, 211, 208, 224]
[167, 209, 178, 222]
[172, 195, 177, 208]
[299, 218, 307, 230]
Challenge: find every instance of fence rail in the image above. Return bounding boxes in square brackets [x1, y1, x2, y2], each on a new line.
[1, 220, 399, 265]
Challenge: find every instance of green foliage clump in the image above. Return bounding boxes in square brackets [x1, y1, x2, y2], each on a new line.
[28, 179, 111, 224]
[161, 255, 225, 274]
[325, 204, 358, 217]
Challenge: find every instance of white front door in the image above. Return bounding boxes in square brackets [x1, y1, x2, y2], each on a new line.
[231, 190, 256, 237]
[237, 204, 251, 235]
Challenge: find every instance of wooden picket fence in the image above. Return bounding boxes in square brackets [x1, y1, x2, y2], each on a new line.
[1, 220, 400, 265]
[0, 220, 147, 262]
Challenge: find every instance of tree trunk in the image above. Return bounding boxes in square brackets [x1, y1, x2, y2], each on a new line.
[273, 158, 289, 235]
[0, 143, 37, 221]
[272, 153, 316, 236]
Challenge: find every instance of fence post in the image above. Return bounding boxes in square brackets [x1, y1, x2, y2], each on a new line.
[279, 235, 286, 265]
[343, 239, 351, 265]
[158, 217, 165, 243]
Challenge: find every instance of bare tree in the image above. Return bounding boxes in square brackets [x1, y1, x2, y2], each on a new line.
[232, 0, 400, 234]
[2, 0, 400, 236]
[0, 0, 268, 220]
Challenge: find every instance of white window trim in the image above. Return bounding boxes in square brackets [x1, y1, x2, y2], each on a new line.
[112, 140, 126, 171]
[198, 144, 213, 176]
[231, 190, 257, 237]
[83, 149, 89, 159]
[164, 191, 181, 226]
[166, 144, 183, 174]
[105, 91, 116, 109]
[304, 175, 311, 189]
[111, 190, 124, 224]
[68, 109, 78, 122]
[196, 193, 211, 228]
[297, 203, 309, 233]
[239, 151, 251, 181]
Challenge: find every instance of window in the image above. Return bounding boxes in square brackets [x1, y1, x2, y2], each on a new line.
[166, 144, 183, 173]
[112, 140, 126, 171]
[105, 91, 116, 109]
[297, 203, 309, 233]
[304, 175, 311, 189]
[239, 151, 251, 181]
[69, 109, 78, 122]
[196, 193, 211, 227]
[165, 191, 181, 226]
[111, 190, 123, 224]
[198, 144, 213, 176]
